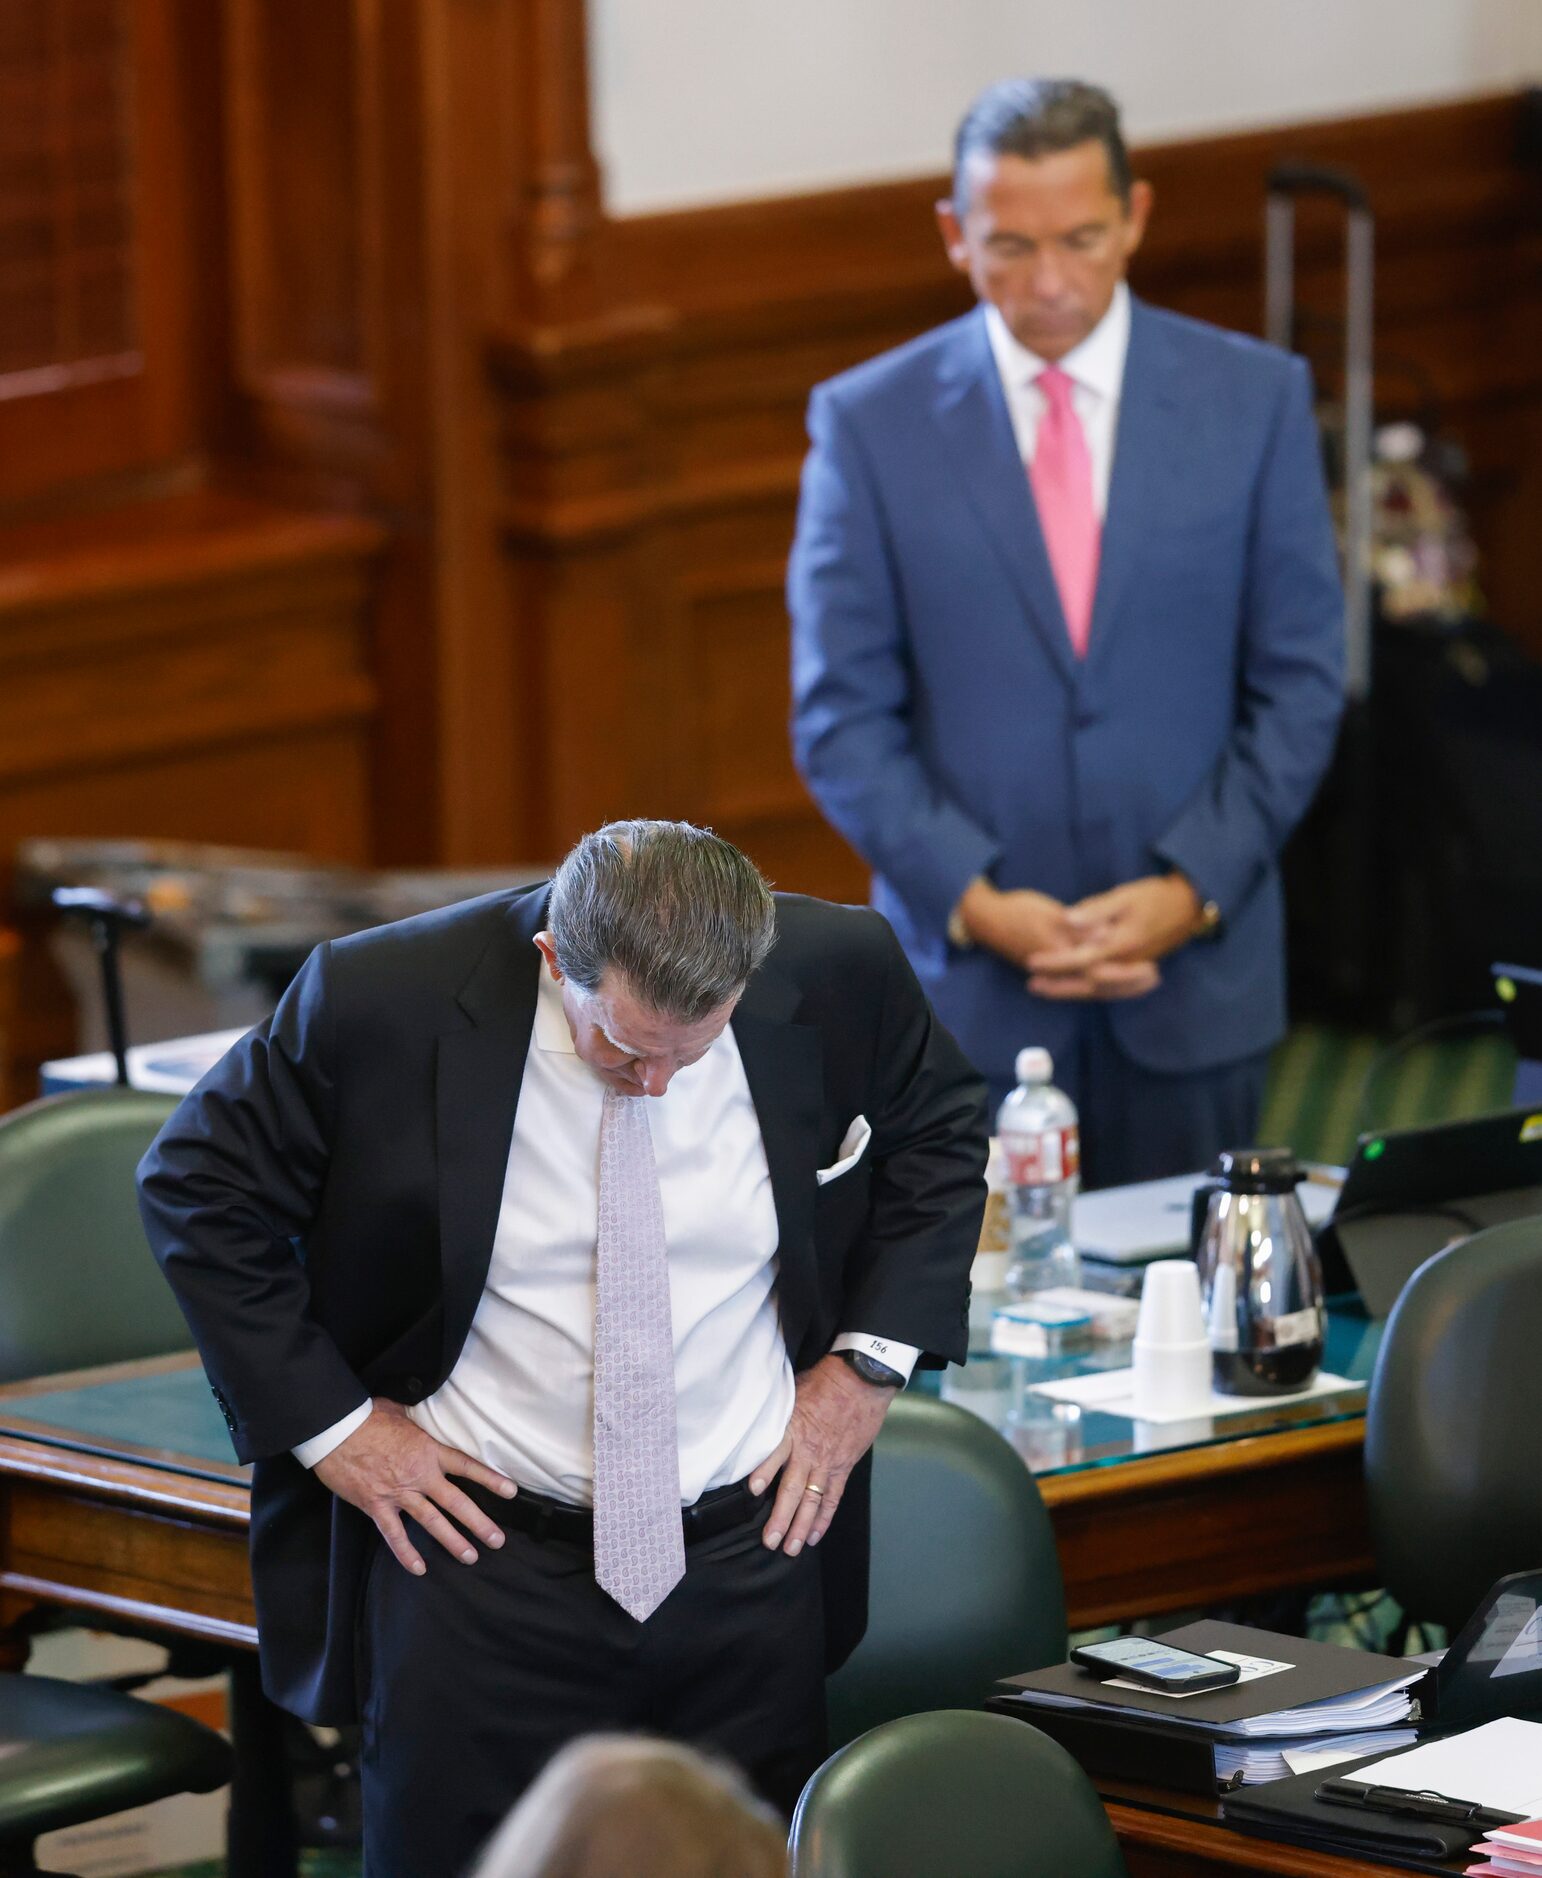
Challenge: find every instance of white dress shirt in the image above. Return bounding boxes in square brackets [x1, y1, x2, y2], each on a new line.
[982, 281, 1132, 519]
[295, 961, 919, 1495]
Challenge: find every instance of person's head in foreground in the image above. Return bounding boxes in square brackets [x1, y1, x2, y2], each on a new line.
[471, 1734, 789, 1878]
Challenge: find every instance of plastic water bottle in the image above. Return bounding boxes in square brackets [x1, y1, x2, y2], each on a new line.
[998, 1047, 1082, 1298]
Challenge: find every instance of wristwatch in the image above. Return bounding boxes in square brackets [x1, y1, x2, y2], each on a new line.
[838, 1349, 905, 1389]
[1192, 896, 1223, 940]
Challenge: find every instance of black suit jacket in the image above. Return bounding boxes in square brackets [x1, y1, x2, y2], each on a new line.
[138, 886, 987, 1722]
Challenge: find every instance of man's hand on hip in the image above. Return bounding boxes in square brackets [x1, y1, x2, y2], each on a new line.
[313, 1398, 516, 1576]
[1025, 873, 1202, 998]
[749, 1353, 897, 1558]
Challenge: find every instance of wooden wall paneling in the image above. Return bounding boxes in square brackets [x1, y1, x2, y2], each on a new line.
[491, 310, 675, 845]
[416, 0, 528, 864]
[0, 0, 217, 504]
[223, 0, 448, 863]
[0, 486, 382, 1094]
[224, 0, 375, 404]
[0, 492, 380, 808]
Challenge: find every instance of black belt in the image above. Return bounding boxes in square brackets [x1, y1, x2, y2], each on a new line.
[494, 1476, 766, 1550]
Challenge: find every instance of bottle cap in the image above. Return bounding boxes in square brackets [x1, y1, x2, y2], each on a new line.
[1209, 1147, 1301, 1193]
[1015, 1046, 1052, 1085]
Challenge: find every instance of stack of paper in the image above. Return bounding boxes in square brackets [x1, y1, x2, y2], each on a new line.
[1018, 1666, 1423, 1739]
[994, 1620, 1434, 1801]
[1220, 1673, 1424, 1739]
[1215, 1728, 1417, 1787]
[1023, 1670, 1424, 1787]
[1470, 1817, 1542, 1876]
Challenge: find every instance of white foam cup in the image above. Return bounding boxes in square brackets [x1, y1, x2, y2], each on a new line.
[1132, 1259, 1212, 1419]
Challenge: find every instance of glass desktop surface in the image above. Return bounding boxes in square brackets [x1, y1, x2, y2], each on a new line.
[921, 1306, 1381, 1478]
[0, 1356, 245, 1482]
[0, 1311, 1382, 1492]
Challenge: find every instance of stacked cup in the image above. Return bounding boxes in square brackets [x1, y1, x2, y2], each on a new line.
[1131, 1259, 1212, 1421]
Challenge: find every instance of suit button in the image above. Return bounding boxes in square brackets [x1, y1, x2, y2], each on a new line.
[1074, 707, 1100, 731]
[403, 1376, 424, 1401]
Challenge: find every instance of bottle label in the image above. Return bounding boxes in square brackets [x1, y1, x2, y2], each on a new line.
[1002, 1126, 1080, 1186]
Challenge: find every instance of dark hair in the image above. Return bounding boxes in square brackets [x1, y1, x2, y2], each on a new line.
[953, 78, 1132, 208]
[547, 820, 776, 1022]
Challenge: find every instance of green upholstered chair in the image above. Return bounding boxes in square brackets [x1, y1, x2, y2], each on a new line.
[0, 1089, 188, 1384]
[824, 1393, 1067, 1749]
[0, 1671, 229, 1877]
[789, 1709, 1128, 1878]
[1364, 1215, 1542, 1635]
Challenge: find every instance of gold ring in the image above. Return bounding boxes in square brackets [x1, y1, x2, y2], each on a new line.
[804, 1483, 825, 1498]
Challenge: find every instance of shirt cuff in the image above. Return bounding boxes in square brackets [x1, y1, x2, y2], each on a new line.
[832, 1332, 920, 1383]
[292, 1398, 373, 1469]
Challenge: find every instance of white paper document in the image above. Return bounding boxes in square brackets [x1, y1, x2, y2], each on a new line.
[1027, 1365, 1362, 1423]
[1232, 1728, 1420, 1784]
[1343, 1717, 1542, 1816]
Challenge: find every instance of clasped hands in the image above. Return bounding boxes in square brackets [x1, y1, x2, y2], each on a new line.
[957, 872, 1203, 1001]
[315, 1353, 892, 1576]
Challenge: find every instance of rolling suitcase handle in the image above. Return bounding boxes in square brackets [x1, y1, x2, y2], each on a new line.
[1264, 161, 1375, 701]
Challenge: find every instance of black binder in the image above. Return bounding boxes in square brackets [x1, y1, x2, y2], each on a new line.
[989, 1620, 1417, 1797]
[1222, 1753, 1487, 1875]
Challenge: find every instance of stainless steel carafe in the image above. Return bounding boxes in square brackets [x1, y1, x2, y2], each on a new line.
[1194, 1148, 1325, 1395]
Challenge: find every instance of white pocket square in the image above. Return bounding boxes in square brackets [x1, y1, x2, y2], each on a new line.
[817, 1114, 871, 1185]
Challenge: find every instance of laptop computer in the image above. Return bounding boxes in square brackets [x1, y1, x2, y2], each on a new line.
[1318, 1102, 1542, 1316]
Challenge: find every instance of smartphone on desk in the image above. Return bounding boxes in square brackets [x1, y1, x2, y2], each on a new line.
[1069, 1636, 1242, 1694]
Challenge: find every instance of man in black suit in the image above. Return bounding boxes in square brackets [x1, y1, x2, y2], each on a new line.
[139, 820, 986, 1875]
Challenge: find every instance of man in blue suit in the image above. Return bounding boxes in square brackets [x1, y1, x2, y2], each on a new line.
[789, 78, 1345, 1186]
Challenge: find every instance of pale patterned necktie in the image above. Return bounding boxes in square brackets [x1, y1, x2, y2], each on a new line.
[592, 1086, 685, 1622]
[1028, 364, 1101, 658]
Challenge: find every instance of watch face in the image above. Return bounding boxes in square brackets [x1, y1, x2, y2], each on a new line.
[847, 1351, 901, 1387]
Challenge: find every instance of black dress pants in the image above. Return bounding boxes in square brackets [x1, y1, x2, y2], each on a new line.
[356, 1479, 827, 1878]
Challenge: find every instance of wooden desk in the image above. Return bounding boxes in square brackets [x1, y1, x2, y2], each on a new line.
[0, 1355, 1372, 1651]
[0, 1431, 252, 1656]
[1042, 1419, 1373, 1629]
[1099, 1776, 1470, 1877]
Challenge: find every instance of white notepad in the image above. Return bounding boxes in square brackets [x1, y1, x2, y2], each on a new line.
[1343, 1717, 1542, 1816]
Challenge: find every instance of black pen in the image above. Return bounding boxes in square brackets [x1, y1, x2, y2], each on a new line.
[1315, 1780, 1526, 1830]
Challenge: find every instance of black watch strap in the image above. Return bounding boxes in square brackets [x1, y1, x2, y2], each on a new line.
[838, 1349, 904, 1389]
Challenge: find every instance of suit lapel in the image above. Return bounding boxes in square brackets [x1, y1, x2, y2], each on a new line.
[1084, 298, 1182, 686]
[932, 310, 1078, 690]
[436, 889, 547, 1377]
[731, 960, 824, 1363]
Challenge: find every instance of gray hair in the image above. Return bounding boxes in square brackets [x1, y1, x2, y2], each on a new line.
[546, 820, 776, 1021]
[953, 78, 1132, 208]
[472, 1734, 787, 1878]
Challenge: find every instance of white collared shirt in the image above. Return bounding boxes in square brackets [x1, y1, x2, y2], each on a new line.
[406, 961, 795, 1505]
[983, 281, 1132, 519]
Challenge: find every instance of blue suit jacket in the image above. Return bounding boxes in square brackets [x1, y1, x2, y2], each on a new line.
[789, 298, 1345, 1087]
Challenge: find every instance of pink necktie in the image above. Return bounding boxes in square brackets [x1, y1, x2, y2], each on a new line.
[592, 1087, 685, 1622]
[1028, 365, 1100, 658]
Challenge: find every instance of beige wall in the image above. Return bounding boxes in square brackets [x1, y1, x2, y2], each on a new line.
[590, 0, 1542, 213]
